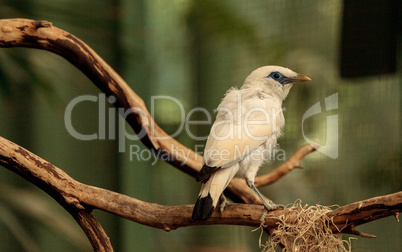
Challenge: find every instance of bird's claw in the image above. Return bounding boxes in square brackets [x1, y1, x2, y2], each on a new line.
[260, 202, 284, 225]
[219, 194, 229, 213]
[264, 200, 284, 211]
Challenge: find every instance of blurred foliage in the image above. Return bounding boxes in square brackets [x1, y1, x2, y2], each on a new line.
[0, 50, 56, 101]
[0, 1, 54, 100]
[185, 0, 286, 59]
[0, 185, 91, 251]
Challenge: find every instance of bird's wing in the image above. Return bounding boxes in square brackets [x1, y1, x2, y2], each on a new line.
[197, 96, 283, 182]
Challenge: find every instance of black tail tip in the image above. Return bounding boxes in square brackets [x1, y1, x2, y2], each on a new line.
[192, 194, 215, 221]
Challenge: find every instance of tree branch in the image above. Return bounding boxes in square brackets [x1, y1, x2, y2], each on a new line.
[254, 144, 318, 187]
[0, 135, 401, 235]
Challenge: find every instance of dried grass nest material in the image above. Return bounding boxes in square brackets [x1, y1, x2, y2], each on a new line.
[256, 200, 355, 252]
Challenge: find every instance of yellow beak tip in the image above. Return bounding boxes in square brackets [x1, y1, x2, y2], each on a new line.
[296, 74, 311, 82]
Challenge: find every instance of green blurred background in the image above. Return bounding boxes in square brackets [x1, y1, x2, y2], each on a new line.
[0, 0, 400, 251]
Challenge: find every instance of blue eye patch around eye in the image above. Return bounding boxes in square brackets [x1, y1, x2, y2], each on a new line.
[267, 71, 291, 85]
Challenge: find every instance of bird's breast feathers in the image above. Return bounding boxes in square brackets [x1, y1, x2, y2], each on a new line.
[203, 88, 284, 168]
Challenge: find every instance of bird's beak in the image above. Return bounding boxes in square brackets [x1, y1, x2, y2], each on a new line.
[293, 74, 311, 82]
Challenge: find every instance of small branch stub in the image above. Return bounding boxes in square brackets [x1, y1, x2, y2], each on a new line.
[343, 224, 376, 239]
[32, 20, 52, 28]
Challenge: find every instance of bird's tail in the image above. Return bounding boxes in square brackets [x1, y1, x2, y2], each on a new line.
[192, 166, 238, 221]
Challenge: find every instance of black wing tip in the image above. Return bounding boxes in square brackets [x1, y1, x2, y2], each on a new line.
[196, 164, 221, 183]
[192, 194, 215, 221]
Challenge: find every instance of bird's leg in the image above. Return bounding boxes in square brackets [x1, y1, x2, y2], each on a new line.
[218, 194, 229, 213]
[259, 208, 268, 225]
[246, 179, 284, 211]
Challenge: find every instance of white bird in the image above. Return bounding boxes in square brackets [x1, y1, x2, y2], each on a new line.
[192, 65, 311, 221]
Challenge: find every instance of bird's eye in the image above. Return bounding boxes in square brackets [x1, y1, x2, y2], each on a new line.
[268, 71, 283, 80]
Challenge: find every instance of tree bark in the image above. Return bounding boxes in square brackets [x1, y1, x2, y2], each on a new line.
[1, 135, 400, 235]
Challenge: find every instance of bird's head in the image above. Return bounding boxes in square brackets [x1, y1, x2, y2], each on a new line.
[242, 65, 311, 101]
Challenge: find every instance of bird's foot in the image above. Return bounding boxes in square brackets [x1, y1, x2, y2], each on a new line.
[263, 200, 285, 211]
[259, 201, 284, 225]
[218, 194, 229, 213]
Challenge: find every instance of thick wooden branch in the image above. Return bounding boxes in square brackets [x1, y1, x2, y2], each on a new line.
[0, 136, 401, 235]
